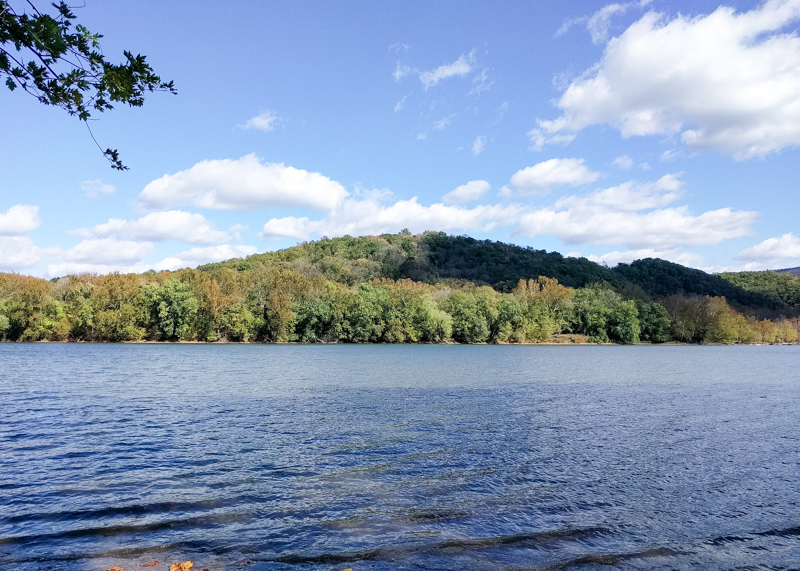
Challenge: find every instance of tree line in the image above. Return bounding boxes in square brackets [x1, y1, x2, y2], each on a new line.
[1, 268, 797, 344]
[201, 232, 798, 318]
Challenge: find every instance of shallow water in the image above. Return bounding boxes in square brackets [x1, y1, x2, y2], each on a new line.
[0, 344, 798, 570]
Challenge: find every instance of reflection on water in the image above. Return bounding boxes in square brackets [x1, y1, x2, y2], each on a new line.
[0, 344, 798, 570]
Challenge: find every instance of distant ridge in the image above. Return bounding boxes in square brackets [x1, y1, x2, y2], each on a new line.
[199, 232, 793, 316]
[775, 267, 800, 276]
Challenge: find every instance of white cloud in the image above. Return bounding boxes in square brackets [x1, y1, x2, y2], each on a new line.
[81, 179, 116, 198]
[472, 135, 485, 156]
[137, 154, 349, 211]
[513, 174, 756, 249]
[442, 180, 491, 204]
[46, 261, 152, 277]
[501, 158, 601, 196]
[613, 155, 633, 169]
[63, 238, 153, 265]
[259, 196, 523, 241]
[241, 111, 281, 132]
[229, 223, 248, 240]
[252, 168, 756, 256]
[575, 247, 705, 268]
[0, 236, 46, 270]
[393, 63, 414, 83]
[46, 243, 260, 278]
[469, 68, 494, 95]
[660, 149, 680, 162]
[534, 0, 800, 158]
[557, 1, 652, 43]
[734, 233, 800, 264]
[417, 133, 427, 140]
[72, 211, 231, 245]
[419, 52, 473, 90]
[394, 94, 409, 112]
[0, 204, 40, 235]
[553, 173, 683, 211]
[389, 43, 411, 54]
[433, 115, 454, 130]
[153, 245, 259, 272]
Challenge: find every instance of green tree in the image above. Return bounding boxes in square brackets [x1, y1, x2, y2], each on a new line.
[342, 283, 389, 343]
[92, 273, 145, 341]
[142, 278, 198, 341]
[634, 300, 672, 343]
[608, 299, 640, 344]
[0, 1, 176, 169]
[441, 289, 489, 344]
[219, 300, 255, 342]
[570, 285, 619, 342]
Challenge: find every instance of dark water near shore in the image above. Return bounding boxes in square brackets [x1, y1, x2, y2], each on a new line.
[0, 344, 798, 570]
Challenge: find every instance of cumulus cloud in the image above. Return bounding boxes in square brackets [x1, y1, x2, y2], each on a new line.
[72, 211, 231, 245]
[553, 173, 683, 211]
[46, 261, 152, 277]
[0, 204, 41, 235]
[153, 245, 259, 272]
[613, 155, 633, 169]
[660, 149, 680, 162]
[0, 236, 46, 270]
[442, 180, 491, 204]
[81, 179, 116, 198]
[259, 196, 523, 241]
[240, 111, 281, 132]
[734, 233, 800, 264]
[46, 242, 260, 277]
[572, 247, 705, 268]
[250, 167, 757, 258]
[501, 158, 601, 197]
[419, 52, 473, 90]
[63, 238, 154, 265]
[534, 0, 800, 158]
[137, 154, 348, 211]
[472, 135, 485, 156]
[513, 174, 756, 249]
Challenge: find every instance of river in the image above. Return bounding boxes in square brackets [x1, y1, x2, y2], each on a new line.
[1, 344, 798, 570]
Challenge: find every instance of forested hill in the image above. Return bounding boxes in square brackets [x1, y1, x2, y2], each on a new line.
[718, 270, 800, 313]
[199, 232, 791, 316]
[612, 259, 785, 314]
[776, 267, 800, 277]
[200, 232, 620, 289]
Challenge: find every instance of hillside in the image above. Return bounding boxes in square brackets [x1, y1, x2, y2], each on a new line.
[199, 232, 621, 289]
[718, 271, 800, 312]
[199, 232, 790, 316]
[776, 267, 800, 277]
[611, 259, 787, 315]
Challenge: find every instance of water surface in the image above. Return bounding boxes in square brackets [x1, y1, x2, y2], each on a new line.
[0, 344, 798, 570]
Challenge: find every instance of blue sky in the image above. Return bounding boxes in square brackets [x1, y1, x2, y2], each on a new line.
[2, 0, 799, 277]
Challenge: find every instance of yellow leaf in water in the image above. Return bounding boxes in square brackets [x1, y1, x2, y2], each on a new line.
[169, 562, 193, 571]
[107, 567, 126, 571]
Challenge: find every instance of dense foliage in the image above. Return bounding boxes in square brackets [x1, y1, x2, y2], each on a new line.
[611, 258, 785, 313]
[718, 271, 800, 312]
[201, 233, 795, 318]
[1, 259, 796, 345]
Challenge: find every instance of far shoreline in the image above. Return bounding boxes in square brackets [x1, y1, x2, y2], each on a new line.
[2, 339, 796, 346]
